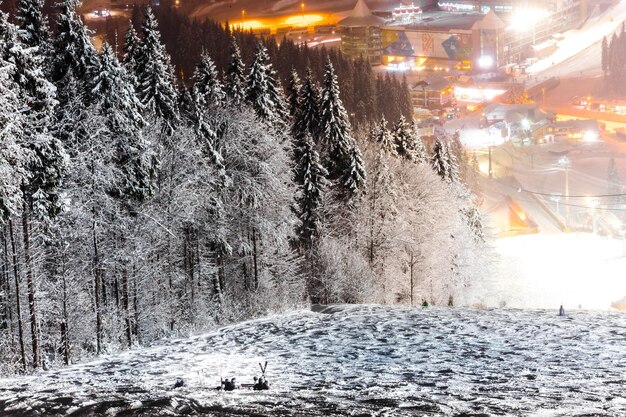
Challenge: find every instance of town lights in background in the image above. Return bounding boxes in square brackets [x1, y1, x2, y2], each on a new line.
[584, 130, 599, 142]
[508, 8, 549, 31]
[478, 55, 494, 69]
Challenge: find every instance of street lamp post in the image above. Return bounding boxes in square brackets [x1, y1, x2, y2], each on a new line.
[559, 156, 571, 231]
[301, 2, 305, 24]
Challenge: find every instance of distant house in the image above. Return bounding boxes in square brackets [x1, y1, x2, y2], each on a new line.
[411, 78, 454, 109]
[482, 103, 554, 145]
[547, 119, 600, 142]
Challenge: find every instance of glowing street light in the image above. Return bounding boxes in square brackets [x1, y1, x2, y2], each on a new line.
[241, 9, 245, 22]
[301, 2, 305, 24]
[509, 8, 548, 46]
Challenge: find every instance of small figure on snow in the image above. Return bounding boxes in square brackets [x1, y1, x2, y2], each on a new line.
[222, 377, 237, 391]
[253, 375, 270, 390]
[559, 305, 565, 316]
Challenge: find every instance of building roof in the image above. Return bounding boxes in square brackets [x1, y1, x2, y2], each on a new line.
[471, 10, 505, 30]
[553, 119, 600, 131]
[338, 0, 386, 27]
[394, 11, 485, 31]
[412, 78, 451, 91]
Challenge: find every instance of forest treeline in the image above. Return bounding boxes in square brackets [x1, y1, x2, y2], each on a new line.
[0, 0, 490, 375]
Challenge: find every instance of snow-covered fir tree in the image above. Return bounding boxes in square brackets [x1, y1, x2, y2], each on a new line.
[461, 205, 485, 243]
[431, 138, 458, 183]
[224, 36, 246, 106]
[392, 115, 415, 161]
[177, 83, 195, 125]
[51, 0, 97, 100]
[0, 24, 28, 219]
[319, 58, 366, 202]
[341, 144, 367, 205]
[91, 42, 155, 204]
[246, 41, 286, 123]
[410, 122, 428, 163]
[16, 0, 50, 54]
[192, 50, 225, 109]
[319, 59, 352, 161]
[136, 6, 179, 132]
[294, 132, 328, 250]
[286, 68, 301, 118]
[122, 22, 141, 88]
[371, 117, 396, 157]
[292, 67, 320, 142]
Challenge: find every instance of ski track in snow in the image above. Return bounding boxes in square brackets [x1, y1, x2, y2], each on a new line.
[0, 305, 625, 416]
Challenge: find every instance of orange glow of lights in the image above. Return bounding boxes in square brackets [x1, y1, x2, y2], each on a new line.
[230, 20, 265, 30]
[283, 14, 324, 26]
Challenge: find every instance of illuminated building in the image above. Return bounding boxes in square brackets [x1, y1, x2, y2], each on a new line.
[392, 3, 422, 24]
[411, 79, 454, 109]
[338, 0, 385, 64]
[381, 10, 505, 72]
[435, 1, 588, 64]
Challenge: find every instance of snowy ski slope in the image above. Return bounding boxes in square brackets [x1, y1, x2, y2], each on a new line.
[0, 305, 624, 416]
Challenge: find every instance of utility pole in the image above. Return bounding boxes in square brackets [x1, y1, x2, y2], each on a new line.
[560, 156, 570, 231]
[488, 145, 493, 178]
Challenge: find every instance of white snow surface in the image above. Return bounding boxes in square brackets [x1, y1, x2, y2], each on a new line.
[0, 305, 624, 416]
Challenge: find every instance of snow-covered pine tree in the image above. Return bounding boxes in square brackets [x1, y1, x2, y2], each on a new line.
[292, 67, 320, 143]
[136, 6, 179, 132]
[2, 12, 69, 369]
[461, 205, 485, 242]
[91, 42, 154, 204]
[431, 138, 451, 182]
[449, 131, 467, 183]
[0, 37, 30, 371]
[266, 63, 288, 122]
[341, 143, 367, 205]
[225, 36, 246, 106]
[51, 0, 97, 101]
[192, 50, 225, 110]
[392, 115, 415, 161]
[122, 22, 141, 88]
[410, 122, 428, 163]
[286, 68, 301, 118]
[177, 83, 196, 126]
[371, 116, 396, 156]
[445, 140, 460, 184]
[319, 59, 352, 172]
[246, 41, 286, 123]
[294, 132, 328, 250]
[16, 0, 50, 54]
[0, 18, 28, 221]
[319, 58, 366, 202]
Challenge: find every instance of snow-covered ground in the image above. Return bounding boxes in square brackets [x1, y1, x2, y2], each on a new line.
[529, 0, 626, 76]
[0, 305, 624, 416]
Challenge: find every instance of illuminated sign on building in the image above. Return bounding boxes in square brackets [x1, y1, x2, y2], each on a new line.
[454, 86, 507, 103]
[392, 3, 422, 23]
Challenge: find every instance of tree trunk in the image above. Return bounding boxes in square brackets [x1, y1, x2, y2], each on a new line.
[8, 220, 27, 372]
[132, 264, 140, 343]
[61, 256, 71, 365]
[93, 220, 102, 355]
[252, 228, 259, 290]
[123, 266, 132, 348]
[21, 207, 40, 368]
[0, 229, 11, 331]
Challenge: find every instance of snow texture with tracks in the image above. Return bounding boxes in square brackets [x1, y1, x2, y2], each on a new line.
[0, 305, 625, 416]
